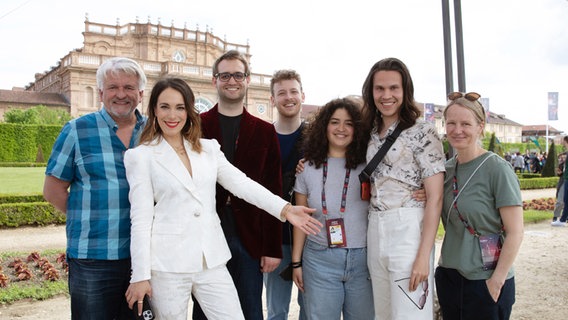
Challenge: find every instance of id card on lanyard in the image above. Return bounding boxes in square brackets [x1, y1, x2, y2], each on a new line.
[322, 159, 349, 248]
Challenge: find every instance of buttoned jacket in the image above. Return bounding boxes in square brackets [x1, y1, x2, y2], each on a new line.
[124, 138, 286, 282]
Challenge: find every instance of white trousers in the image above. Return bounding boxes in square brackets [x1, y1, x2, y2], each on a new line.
[367, 207, 434, 320]
[150, 265, 244, 320]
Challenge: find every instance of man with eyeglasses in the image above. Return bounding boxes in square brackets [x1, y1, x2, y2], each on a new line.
[192, 50, 283, 320]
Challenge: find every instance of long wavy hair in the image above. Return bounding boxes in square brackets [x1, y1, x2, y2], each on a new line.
[361, 57, 421, 133]
[138, 77, 202, 152]
[302, 98, 368, 169]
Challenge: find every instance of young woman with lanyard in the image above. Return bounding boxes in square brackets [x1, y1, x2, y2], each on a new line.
[291, 98, 374, 319]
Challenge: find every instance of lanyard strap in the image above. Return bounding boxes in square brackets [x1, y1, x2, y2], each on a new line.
[449, 153, 496, 237]
[321, 159, 351, 215]
[452, 163, 480, 236]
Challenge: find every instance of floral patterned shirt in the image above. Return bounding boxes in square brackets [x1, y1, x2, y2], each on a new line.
[366, 120, 445, 211]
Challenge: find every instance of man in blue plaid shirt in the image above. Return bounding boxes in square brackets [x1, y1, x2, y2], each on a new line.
[44, 57, 147, 319]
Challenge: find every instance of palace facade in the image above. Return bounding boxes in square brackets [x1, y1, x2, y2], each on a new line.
[20, 16, 275, 121]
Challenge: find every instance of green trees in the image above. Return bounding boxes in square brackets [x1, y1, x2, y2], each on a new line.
[3, 105, 71, 125]
[541, 141, 557, 177]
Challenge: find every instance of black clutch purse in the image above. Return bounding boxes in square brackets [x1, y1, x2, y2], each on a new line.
[132, 294, 155, 320]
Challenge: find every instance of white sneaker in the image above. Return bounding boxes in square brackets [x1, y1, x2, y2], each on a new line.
[551, 220, 567, 227]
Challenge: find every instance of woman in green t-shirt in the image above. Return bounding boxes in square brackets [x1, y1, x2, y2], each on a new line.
[435, 92, 524, 320]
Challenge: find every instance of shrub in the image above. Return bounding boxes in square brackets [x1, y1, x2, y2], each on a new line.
[0, 193, 45, 204]
[0, 202, 65, 227]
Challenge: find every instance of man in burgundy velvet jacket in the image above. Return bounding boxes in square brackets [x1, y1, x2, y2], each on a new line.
[192, 50, 283, 320]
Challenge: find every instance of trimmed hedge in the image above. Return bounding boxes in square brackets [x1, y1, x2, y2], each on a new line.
[0, 162, 47, 167]
[0, 193, 45, 204]
[0, 124, 61, 162]
[519, 177, 559, 190]
[0, 202, 65, 227]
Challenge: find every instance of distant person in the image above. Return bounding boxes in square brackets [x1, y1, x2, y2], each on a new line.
[43, 57, 147, 319]
[553, 136, 568, 227]
[513, 152, 524, 174]
[524, 150, 531, 173]
[552, 152, 567, 224]
[192, 50, 284, 320]
[531, 153, 542, 174]
[436, 91, 523, 320]
[504, 152, 512, 164]
[263, 69, 306, 320]
[123, 77, 321, 319]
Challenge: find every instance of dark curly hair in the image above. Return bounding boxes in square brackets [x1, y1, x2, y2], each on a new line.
[361, 57, 421, 133]
[302, 98, 368, 169]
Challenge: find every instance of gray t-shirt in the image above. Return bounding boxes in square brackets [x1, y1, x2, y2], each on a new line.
[294, 157, 369, 248]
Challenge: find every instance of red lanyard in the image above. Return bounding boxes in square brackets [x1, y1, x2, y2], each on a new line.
[321, 159, 350, 215]
[452, 163, 481, 237]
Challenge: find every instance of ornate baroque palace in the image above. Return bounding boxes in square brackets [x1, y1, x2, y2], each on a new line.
[24, 15, 274, 120]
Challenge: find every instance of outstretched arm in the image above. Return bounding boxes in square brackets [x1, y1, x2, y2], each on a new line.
[280, 203, 321, 235]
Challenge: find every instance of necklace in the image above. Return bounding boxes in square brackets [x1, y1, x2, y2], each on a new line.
[173, 145, 186, 155]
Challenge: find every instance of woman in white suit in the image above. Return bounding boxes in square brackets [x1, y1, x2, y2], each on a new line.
[123, 78, 321, 319]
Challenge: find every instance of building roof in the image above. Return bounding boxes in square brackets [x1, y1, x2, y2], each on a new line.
[522, 124, 564, 135]
[0, 90, 70, 106]
[301, 104, 320, 120]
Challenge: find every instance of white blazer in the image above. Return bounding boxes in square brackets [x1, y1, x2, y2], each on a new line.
[124, 138, 287, 282]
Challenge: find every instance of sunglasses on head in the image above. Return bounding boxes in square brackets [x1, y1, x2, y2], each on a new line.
[448, 92, 481, 102]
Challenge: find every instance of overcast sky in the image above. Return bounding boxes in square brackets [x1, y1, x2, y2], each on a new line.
[1, 0, 567, 135]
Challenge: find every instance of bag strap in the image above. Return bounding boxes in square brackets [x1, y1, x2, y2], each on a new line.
[358, 124, 402, 183]
[447, 153, 498, 235]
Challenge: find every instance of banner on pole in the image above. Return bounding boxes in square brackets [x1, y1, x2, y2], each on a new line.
[548, 92, 559, 121]
[480, 97, 490, 123]
[424, 103, 435, 123]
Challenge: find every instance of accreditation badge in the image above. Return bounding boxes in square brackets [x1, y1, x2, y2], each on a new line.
[326, 218, 347, 248]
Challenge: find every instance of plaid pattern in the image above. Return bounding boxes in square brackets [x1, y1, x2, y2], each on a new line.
[46, 108, 146, 260]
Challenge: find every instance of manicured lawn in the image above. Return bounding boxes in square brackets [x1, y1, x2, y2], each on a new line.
[0, 167, 45, 194]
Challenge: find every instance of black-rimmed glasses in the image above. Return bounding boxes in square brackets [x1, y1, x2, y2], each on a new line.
[214, 72, 248, 82]
[394, 277, 429, 310]
[448, 91, 481, 102]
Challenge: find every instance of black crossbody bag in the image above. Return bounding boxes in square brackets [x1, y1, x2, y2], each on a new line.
[358, 125, 402, 200]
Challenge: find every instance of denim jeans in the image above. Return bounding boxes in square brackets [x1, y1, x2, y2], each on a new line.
[302, 240, 374, 320]
[263, 244, 306, 320]
[435, 266, 515, 320]
[68, 258, 131, 320]
[192, 235, 264, 320]
[554, 183, 565, 219]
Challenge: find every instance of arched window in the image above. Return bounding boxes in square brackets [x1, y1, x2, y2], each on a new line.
[195, 97, 213, 113]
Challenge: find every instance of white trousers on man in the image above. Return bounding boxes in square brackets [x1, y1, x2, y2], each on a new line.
[150, 265, 245, 320]
[367, 207, 435, 320]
